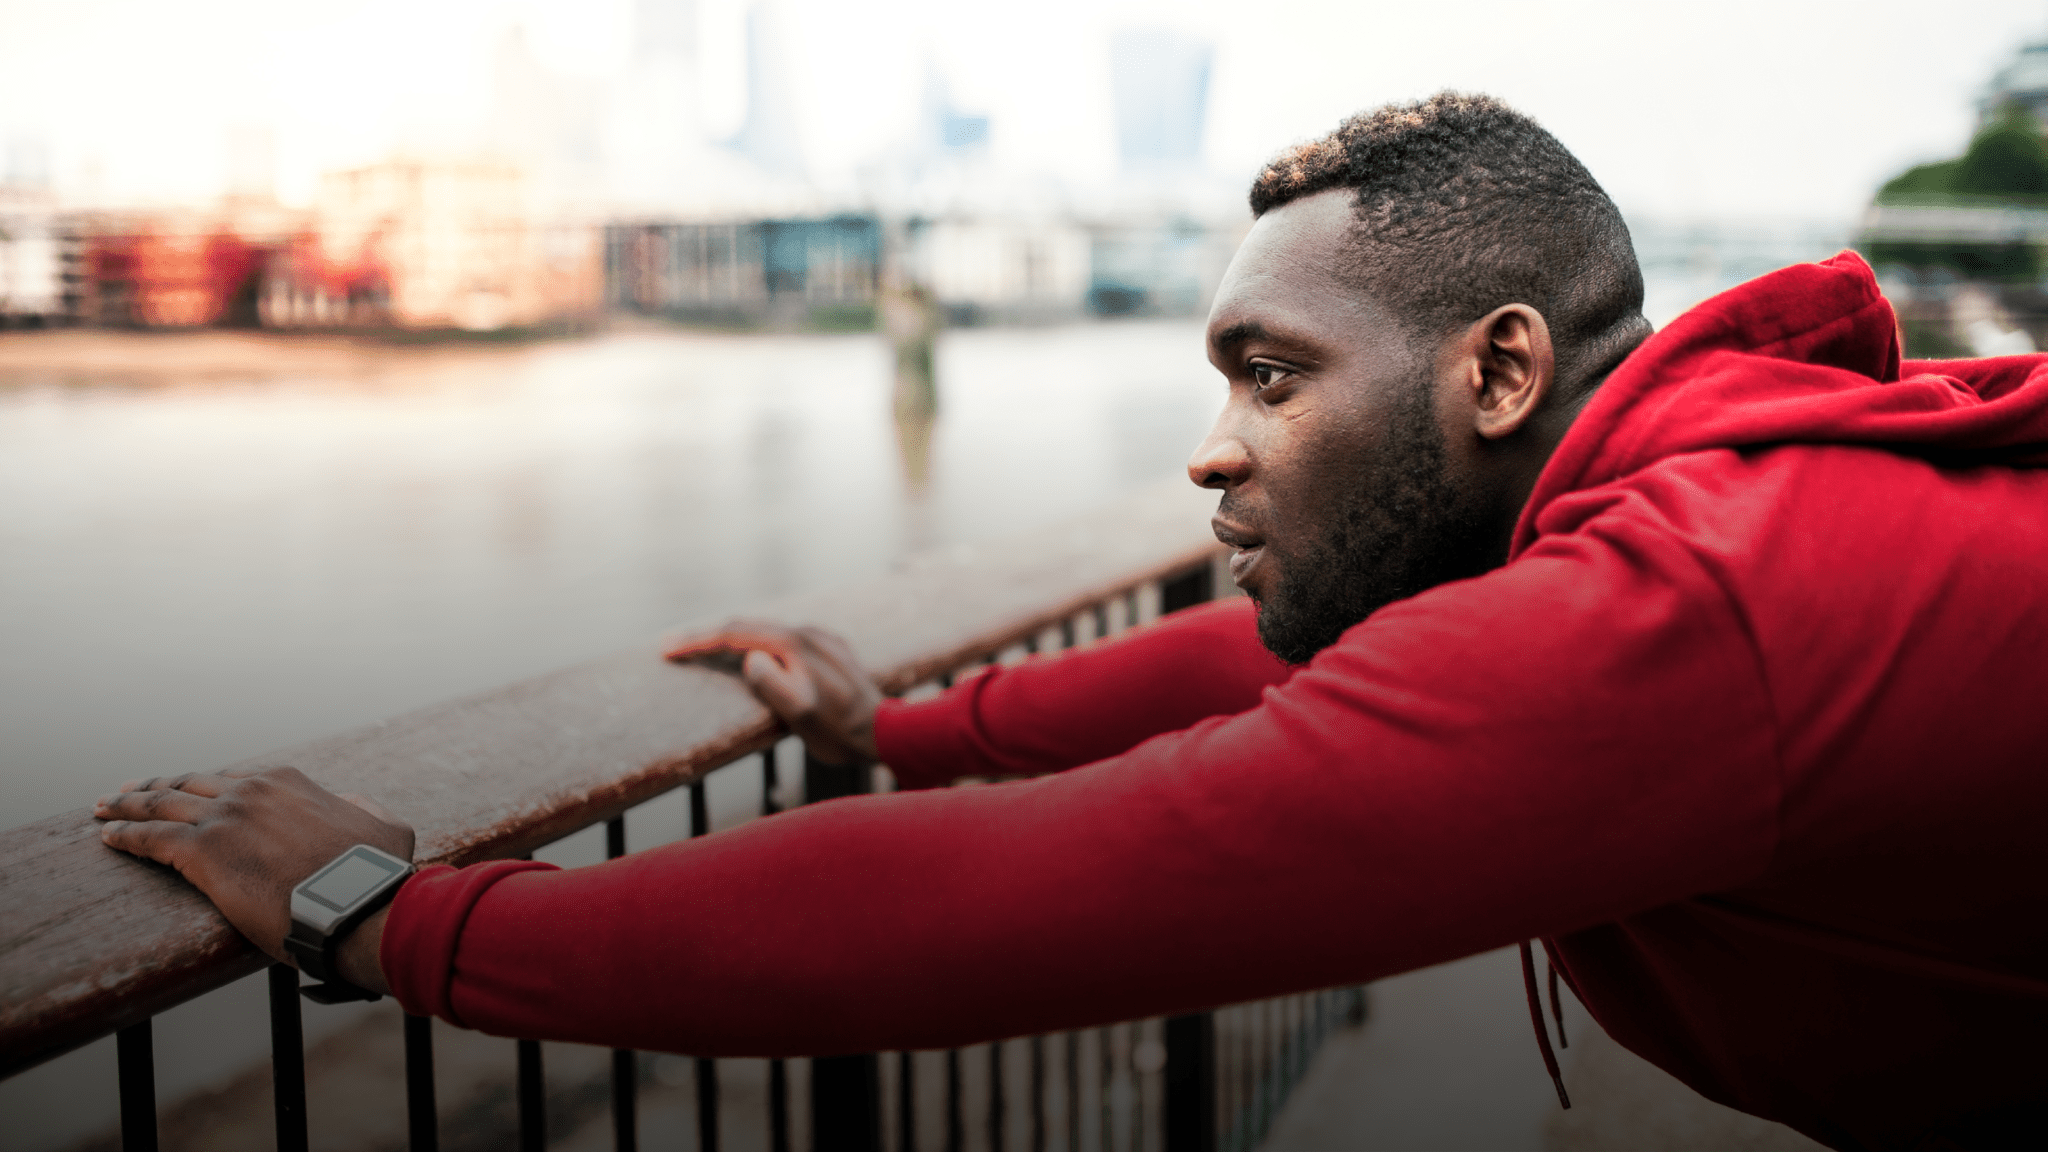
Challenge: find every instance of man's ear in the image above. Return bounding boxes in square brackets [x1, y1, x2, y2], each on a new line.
[1466, 304, 1554, 441]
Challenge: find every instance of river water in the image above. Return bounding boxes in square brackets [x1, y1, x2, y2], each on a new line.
[0, 230, 1844, 1149]
[0, 321, 1224, 828]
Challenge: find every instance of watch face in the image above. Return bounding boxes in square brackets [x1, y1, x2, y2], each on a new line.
[302, 847, 407, 914]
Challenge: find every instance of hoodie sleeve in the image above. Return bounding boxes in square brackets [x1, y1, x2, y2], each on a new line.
[874, 596, 1291, 789]
[380, 500, 1779, 1058]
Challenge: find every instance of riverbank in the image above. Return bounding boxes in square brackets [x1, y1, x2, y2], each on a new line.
[0, 327, 576, 385]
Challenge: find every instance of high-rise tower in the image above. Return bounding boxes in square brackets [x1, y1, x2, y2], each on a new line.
[729, 2, 805, 178]
[1108, 28, 1212, 174]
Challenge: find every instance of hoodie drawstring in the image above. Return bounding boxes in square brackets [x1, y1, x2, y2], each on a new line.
[1548, 960, 1569, 1050]
[1519, 940, 1572, 1109]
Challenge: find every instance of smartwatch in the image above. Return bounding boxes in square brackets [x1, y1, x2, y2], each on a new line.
[284, 843, 415, 1004]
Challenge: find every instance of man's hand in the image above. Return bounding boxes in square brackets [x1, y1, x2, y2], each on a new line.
[666, 620, 882, 765]
[93, 768, 415, 983]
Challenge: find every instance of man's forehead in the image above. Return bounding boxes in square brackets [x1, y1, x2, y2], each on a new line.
[1207, 191, 1387, 349]
[1231, 191, 1356, 280]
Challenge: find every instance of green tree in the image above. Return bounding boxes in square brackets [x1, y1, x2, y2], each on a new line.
[1877, 105, 2048, 203]
[1866, 104, 2048, 282]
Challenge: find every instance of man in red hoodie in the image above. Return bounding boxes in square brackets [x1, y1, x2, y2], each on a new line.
[95, 94, 2048, 1150]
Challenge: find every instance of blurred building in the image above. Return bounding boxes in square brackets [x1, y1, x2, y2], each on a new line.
[907, 216, 1089, 324]
[1109, 28, 1213, 174]
[729, 2, 806, 180]
[0, 196, 71, 327]
[60, 199, 301, 329]
[607, 214, 879, 327]
[919, 64, 990, 161]
[102, 222, 264, 328]
[0, 141, 76, 327]
[268, 160, 602, 331]
[1086, 217, 1236, 318]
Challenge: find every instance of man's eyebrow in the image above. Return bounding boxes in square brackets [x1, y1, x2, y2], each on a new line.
[1210, 321, 1271, 349]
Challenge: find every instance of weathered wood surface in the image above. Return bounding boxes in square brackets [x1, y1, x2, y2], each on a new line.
[0, 479, 1224, 1077]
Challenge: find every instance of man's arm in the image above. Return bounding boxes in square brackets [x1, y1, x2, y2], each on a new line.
[374, 517, 1776, 1056]
[877, 597, 1289, 786]
[99, 510, 1778, 1058]
[670, 597, 1290, 789]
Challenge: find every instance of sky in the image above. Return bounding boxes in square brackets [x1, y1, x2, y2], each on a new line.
[2, 0, 2046, 224]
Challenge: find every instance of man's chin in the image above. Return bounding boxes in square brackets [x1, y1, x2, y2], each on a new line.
[1253, 599, 1324, 666]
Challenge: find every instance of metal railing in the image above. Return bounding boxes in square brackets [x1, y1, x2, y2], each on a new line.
[0, 481, 1365, 1152]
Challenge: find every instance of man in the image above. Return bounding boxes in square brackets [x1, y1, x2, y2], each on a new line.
[94, 94, 2048, 1150]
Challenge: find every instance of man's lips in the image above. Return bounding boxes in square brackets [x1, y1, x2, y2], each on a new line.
[1212, 519, 1266, 587]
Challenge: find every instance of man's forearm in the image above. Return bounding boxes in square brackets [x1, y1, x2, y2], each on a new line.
[879, 596, 1286, 787]
[339, 905, 394, 997]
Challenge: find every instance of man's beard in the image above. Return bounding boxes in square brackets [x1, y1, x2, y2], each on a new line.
[1247, 384, 1493, 665]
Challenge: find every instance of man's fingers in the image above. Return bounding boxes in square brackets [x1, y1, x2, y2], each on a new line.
[743, 648, 819, 720]
[118, 772, 234, 798]
[796, 625, 864, 668]
[665, 621, 804, 665]
[98, 817, 193, 867]
[95, 787, 209, 825]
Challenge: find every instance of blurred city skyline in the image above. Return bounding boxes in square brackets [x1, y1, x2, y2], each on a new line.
[5, 0, 2048, 224]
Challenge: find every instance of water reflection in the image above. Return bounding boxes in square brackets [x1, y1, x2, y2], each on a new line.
[0, 322, 1220, 826]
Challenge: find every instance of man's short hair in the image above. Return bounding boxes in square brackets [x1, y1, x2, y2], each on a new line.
[1250, 92, 1647, 389]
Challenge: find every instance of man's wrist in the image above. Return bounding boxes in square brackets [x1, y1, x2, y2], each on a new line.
[332, 905, 394, 998]
[286, 843, 410, 999]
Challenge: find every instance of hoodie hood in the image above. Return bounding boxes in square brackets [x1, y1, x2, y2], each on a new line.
[1513, 252, 2048, 560]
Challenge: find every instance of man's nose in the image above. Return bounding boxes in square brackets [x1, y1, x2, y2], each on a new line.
[1187, 419, 1250, 490]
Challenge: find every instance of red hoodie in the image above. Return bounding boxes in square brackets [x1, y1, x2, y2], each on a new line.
[383, 254, 2048, 1151]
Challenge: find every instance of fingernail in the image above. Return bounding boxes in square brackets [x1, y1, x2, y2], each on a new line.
[92, 796, 110, 811]
[99, 820, 123, 837]
[117, 780, 141, 792]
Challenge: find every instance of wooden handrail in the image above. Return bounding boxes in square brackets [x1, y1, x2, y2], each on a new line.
[0, 479, 1225, 1078]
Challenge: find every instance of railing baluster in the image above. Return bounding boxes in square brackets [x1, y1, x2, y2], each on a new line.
[989, 1040, 1006, 1152]
[770, 1056, 791, 1152]
[1065, 1032, 1080, 1152]
[267, 964, 309, 1152]
[1162, 1014, 1214, 1152]
[687, 783, 721, 1152]
[945, 1047, 963, 1152]
[812, 1052, 881, 1152]
[897, 1050, 915, 1152]
[1052, 623, 1080, 1152]
[697, 1055, 720, 1152]
[1097, 1027, 1113, 1152]
[689, 780, 710, 836]
[1125, 1025, 1142, 1152]
[1239, 1006, 1253, 1151]
[605, 815, 637, 1152]
[932, 672, 960, 1152]
[117, 1019, 156, 1152]
[765, 747, 791, 1152]
[518, 1038, 545, 1152]
[1029, 1034, 1045, 1152]
[405, 1012, 439, 1152]
[805, 748, 882, 1152]
[513, 848, 547, 1152]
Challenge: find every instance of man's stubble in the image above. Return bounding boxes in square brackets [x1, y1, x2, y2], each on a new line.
[1242, 378, 1494, 665]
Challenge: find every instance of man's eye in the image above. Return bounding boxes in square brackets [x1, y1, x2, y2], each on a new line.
[1251, 364, 1286, 391]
